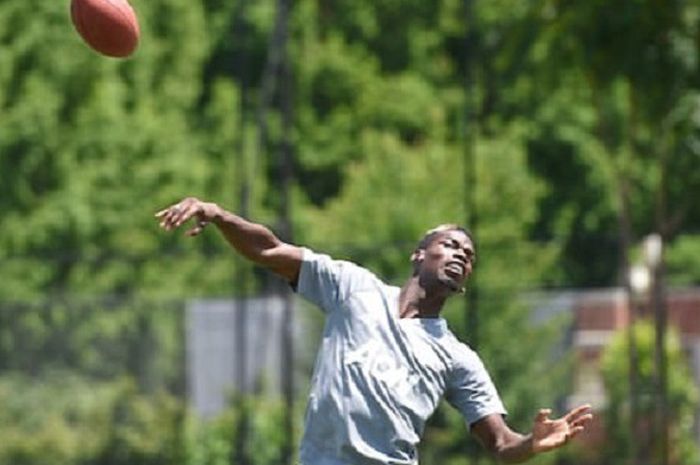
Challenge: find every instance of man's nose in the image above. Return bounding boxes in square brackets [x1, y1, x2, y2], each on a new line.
[453, 249, 467, 262]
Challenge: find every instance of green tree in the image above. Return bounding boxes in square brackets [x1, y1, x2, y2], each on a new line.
[601, 320, 699, 465]
[517, 1, 700, 286]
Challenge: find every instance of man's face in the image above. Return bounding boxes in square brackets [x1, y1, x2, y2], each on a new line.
[413, 229, 476, 293]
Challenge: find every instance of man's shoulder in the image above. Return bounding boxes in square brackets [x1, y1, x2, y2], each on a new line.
[303, 248, 386, 282]
[300, 247, 392, 302]
[441, 334, 482, 368]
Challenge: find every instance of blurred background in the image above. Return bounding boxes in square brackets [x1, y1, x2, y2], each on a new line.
[1, 0, 699, 464]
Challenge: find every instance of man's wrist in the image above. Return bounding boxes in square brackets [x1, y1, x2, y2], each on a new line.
[519, 434, 538, 463]
[209, 203, 226, 224]
[496, 433, 536, 464]
[525, 433, 536, 456]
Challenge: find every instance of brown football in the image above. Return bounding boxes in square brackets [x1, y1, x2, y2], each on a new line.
[70, 0, 140, 58]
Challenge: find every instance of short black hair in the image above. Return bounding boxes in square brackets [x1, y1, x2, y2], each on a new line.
[416, 224, 474, 251]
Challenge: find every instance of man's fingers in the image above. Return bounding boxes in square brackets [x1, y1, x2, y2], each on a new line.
[171, 204, 195, 228]
[156, 198, 194, 229]
[155, 206, 175, 218]
[570, 413, 594, 428]
[185, 225, 202, 236]
[568, 425, 585, 439]
[161, 209, 181, 230]
[535, 409, 552, 422]
[156, 203, 184, 230]
[564, 404, 592, 423]
[156, 202, 182, 224]
[158, 210, 175, 229]
[185, 221, 209, 237]
[155, 199, 186, 218]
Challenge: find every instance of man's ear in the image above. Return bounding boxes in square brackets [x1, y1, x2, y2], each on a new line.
[411, 249, 424, 265]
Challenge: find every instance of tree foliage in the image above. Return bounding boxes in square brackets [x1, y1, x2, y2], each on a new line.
[600, 321, 699, 465]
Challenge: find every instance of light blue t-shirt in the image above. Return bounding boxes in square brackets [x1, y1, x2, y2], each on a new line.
[297, 249, 506, 465]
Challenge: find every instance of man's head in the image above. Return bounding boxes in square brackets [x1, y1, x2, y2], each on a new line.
[411, 224, 476, 294]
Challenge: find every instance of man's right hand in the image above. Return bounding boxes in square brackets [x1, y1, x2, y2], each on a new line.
[155, 197, 219, 236]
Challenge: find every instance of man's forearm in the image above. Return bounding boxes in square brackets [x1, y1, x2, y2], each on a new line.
[157, 197, 302, 282]
[210, 206, 284, 265]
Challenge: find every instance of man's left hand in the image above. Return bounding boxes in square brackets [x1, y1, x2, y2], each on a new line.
[531, 404, 593, 453]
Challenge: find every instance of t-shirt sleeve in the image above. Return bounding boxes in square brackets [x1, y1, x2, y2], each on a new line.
[296, 247, 369, 314]
[444, 344, 507, 429]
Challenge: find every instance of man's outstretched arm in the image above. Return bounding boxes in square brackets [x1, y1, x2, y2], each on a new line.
[155, 197, 303, 283]
[470, 404, 593, 463]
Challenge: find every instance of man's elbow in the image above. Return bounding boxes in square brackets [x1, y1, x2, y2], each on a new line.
[257, 244, 302, 283]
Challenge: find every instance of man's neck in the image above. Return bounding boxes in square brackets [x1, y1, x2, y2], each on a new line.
[398, 276, 450, 318]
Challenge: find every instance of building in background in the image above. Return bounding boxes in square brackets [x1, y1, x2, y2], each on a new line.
[186, 296, 315, 418]
[534, 287, 700, 448]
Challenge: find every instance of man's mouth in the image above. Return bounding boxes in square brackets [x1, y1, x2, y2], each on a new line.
[445, 262, 465, 278]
